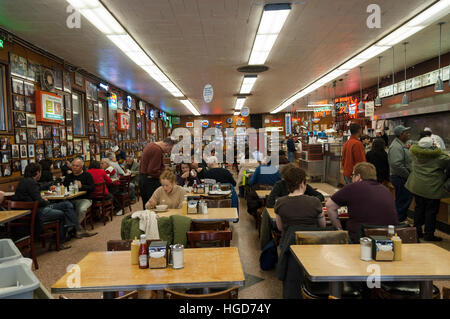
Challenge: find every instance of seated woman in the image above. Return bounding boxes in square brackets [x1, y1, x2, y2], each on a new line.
[145, 169, 186, 209]
[274, 166, 326, 234]
[176, 163, 200, 187]
[248, 157, 281, 186]
[101, 158, 119, 181]
[267, 163, 325, 208]
[87, 160, 113, 198]
[203, 156, 236, 186]
[38, 159, 56, 189]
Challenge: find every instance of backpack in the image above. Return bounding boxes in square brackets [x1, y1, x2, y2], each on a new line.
[259, 239, 278, 270]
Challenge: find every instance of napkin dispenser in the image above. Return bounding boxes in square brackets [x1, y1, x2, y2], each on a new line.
[187, 200, 198, 214]
[148, 241, 168, 268]
[370, 236, 394, 261]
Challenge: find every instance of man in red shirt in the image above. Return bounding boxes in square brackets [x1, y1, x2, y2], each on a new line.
[342, 123, 366, 184]
[139, 137, 176, 210]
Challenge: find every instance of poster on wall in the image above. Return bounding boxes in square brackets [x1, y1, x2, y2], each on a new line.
[35, 91, 64, 123]
[117, 112, 130, 131]
[10, 53, 28, 78]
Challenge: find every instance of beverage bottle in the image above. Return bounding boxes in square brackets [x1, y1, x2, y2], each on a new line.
[138, 234, 148, 269]
[56, 183, 61, 195]
[182, 195, 188, 215]
[392, 233, 402, 261]
[74, 181, 79, 193]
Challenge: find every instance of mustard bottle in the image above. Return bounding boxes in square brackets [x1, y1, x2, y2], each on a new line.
[182, 195, 188, 215]
[131, 237, 140, 265]
[392, 233, 402, 261]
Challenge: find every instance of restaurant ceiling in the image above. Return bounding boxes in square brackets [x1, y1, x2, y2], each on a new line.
[0, 0, 447, 115]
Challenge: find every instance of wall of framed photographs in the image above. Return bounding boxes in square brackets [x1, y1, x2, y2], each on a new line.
[0, 39, 172, 186]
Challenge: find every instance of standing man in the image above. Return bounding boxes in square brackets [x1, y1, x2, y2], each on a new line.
[388, 125, 412, 222]
[139, 137, 175, 210]
[424, 127, 446, 150]
[286, 135, 296, 163]
[63, 158, 97, 235]
[341, 123, 366, 184]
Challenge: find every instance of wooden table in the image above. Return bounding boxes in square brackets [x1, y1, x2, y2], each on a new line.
[51, 247, 245, 298]
[290, 244, 450, 299]
[156, 207, 238, 222]
[256, 190, 271, 199]
[42, 191, 87, 200]
[0, 210, 31, 225]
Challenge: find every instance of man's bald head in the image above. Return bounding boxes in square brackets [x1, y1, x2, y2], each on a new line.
[71, 158, 84, 175]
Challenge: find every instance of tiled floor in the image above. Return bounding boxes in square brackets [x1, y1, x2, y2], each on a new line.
[29, 182, 450, 299]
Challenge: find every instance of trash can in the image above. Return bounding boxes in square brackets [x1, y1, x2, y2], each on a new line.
[0, 263, 40, 299]
[0, 238, 22, 264]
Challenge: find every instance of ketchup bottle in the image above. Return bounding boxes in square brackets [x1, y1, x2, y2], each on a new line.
[138, 234, 148, 269]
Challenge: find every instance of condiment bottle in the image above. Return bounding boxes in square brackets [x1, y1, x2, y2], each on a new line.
[388, 225, 395, 239]
[60, 184, 65, 196]
[131, 237, 140, 265]
[182, 195, 188, 215]
[138, 234, 148, 269]
[392, 233, 402, 261]
[193, 180, 198, 193]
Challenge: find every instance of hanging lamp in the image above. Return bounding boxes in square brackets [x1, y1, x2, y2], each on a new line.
[435, 22, 445, 92]
[375, 56, 382, 106]
[401, 42, 409, 106]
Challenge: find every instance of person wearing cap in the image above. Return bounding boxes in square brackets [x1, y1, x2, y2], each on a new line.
[405, 137, 450, 241]
[424, 127, 446, 150]
[341, 123, 366, 184]
[112, 145, 127, 164]
[388, 125, 412, 222]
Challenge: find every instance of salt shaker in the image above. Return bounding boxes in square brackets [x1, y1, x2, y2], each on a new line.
[360, 237, 372, 261]
[171, 244, 184, 269]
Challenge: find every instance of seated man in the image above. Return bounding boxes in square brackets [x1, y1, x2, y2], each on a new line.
[326, 162, 398, 243]
[63, 158, 97, 236]
[11, 163, 81, 248]
[267, 163, 325, 208]
[106, 152, 136, 203]
[248, 157, 281, 187]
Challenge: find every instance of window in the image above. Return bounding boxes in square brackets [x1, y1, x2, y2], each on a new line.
[99, 100, 108, 137]
[72, 92, 84, 135]
[0, 66, 7, 131]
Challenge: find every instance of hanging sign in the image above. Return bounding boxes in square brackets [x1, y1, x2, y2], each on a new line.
[186, 122, 194, 128]
[203, 84, 214, 103]
[117, 112, 130, 131]
[240, 106, 250, 117]
[202, 120, 209, 128]
[108, 93, 117, 110]
[365, 101, 375, 117]
[270, 119, 281, 123]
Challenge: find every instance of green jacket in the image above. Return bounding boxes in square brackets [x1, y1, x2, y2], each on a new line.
[405, 145, 450, 199]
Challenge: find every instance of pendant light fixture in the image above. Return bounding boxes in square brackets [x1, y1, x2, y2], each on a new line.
[401, 42, 409, 106]
[359, 66, 365, 111]
[435, 22, 445, 92]
[375, 56, 382, 106]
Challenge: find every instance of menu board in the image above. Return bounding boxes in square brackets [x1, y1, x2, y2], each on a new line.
[35, 91, 63, 123]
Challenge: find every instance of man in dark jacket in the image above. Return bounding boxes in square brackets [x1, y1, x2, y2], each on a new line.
[12, 163, 80, 248]
[287, 136, 296, 163]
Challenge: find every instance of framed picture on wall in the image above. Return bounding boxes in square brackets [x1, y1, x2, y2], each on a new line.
[13, 95, 25, 111]
[36, 144, 44, 155]
[20, 144, 27, 158]
[12, 78, 24, 94]
[37, 126, 44, 139]
[28, 145, 35, 158]
[10, 53, 28, 78]
[1, 151, 10, 164]
[26, 113, 36, 128]
[60, 142, 67, 157]
[27, 61, 40, 82]
[14, 111, 27, 127]
[15, 129, 27, 144]
[12, 145, 19, 158]
[54, 69, 63, 90]
[44, 141, 53, 158]
[24, 82, 35, 97]
[66, 126, 73, 141]
[3, 165, 12, 177]
[74, 72, 83, 87]
[52, 127, 60, 137]
[20, 160, 28, 175]
[25, 97, 35, 113]
[67, 141, 73, 156]
[27, 129, 37, 143]
[0, 137, 10, 150]
[74, 139, 82, 154]
[63, 71, 71, 93]
[12, 160, 21, 172]
[43, 126, 52, 139]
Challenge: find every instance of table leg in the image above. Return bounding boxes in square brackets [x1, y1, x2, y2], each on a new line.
[329, 282, 343, 299]
[103, 291, 116, 299]
[419, 281, 433, 299]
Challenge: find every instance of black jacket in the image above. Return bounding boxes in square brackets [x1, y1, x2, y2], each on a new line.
[204, 168, 236, 186]
[63, 171, 95, 199]
[38, 170, 55, 190]
[12, 177, 48, 208]
[266, 180, 325, 208]
[366, 150, 389, 183]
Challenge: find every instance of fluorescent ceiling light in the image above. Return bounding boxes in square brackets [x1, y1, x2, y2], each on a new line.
[239, 75, 257, 94]
[235, 98, 246, 110]
[271, 0, 450, 113]
[180, 99, 200, 116]
[248, 4, 291, 65]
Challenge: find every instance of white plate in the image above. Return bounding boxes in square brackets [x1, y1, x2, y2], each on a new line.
[153, 208, 168, 212]
[208, 190, 231, 195]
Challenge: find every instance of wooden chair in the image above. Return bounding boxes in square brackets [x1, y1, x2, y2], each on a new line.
[204, 198, 232, 208]
[40, 220, 60, 252]
[81, 206, 94, 231]
[295, 230, 362, 299]
[361, 224, 418, 243]
[443, 287, 450, 299]
[163, 286, 239, 299]
[190, 220, 230, 231]
[115, 175, 132, 214]
[7, 201, 39, 270]
[91, 182, 114, 226]
[186, 230, 232, 248]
